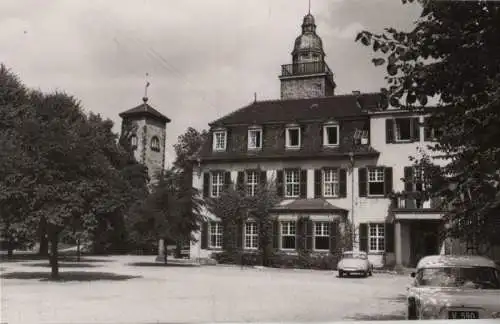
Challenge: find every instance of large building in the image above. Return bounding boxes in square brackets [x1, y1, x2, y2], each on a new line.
[190, 12, 445, 268]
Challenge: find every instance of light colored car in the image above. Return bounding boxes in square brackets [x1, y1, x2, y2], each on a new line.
[406, 254, 500, 320]
[337, 251, 373, 277]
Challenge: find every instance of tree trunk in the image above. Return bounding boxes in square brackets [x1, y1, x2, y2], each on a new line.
[7, 241, 14, 258]
[39, 218, 49, 256]
[76, 237, 81, 262]
[49, 231, 60, 280]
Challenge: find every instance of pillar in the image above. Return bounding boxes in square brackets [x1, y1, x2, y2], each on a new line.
[395, 221, 402, 266]
[158, 239, 165, 258]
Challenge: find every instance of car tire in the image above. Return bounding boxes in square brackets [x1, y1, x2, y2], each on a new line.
[363, 271, 368, 278]
[407, 298, 418, 320]
[338, 270, 343, 278]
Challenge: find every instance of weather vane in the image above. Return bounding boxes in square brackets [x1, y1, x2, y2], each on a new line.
[143, 73, 150, 102]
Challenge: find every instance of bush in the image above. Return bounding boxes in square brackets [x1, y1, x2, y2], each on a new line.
[212, 250, 341, 270]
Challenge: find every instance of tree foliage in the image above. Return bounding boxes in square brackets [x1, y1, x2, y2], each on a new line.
[356, 1, 500, 249]
[0, 64, 149, 277]
[206, 172, 280, 265]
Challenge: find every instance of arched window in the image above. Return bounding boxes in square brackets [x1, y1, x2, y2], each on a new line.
[151, 136, 161, 152]
[130, 134, 138, 148]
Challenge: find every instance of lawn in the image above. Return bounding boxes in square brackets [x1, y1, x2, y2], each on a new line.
[1, 255, 409, 323]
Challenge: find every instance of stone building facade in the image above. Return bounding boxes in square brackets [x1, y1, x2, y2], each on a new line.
[119, 96, 171, 182]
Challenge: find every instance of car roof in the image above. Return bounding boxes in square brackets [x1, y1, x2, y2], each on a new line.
[416, 255, 497, 269]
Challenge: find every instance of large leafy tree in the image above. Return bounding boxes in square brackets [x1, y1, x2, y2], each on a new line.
[126, 168, 204, 261]
[356, 0, 500, 250]
[0, 65, 150, 278]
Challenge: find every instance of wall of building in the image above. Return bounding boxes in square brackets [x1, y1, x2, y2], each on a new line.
[144, 118, 167, 181]
[190, 111, 446, 266]
[280, 76, 327, 100]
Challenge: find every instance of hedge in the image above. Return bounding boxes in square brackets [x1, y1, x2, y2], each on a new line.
[212, 250, 342, 270]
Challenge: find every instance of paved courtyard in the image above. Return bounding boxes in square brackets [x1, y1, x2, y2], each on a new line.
[1, 255, 410, 323]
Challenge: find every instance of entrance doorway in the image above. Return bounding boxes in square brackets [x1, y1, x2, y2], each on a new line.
[410, 220, 441, 267]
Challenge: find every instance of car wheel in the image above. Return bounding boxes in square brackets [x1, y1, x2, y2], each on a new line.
[338, 270, 343, 278]
[369, 270, 373, 276]
[407, 298, 418, 320]
[363, 271, 368, 278]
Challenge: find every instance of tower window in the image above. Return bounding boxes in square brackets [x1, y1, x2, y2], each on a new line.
[150, 136, 161, 152]
[130, 135, 138, 149]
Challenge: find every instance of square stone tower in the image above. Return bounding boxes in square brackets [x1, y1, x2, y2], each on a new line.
[119, 96, 171, 182]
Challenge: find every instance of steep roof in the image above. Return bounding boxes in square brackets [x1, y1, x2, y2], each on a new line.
[210, 93, 383, 126]
[119, 98, 171, 124]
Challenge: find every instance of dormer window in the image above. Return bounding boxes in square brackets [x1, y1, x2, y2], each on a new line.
[248, 127, 262, 150]
[323, 124, 339, 146]
[213, 130, 227, 151]
[285, 126, 301, 149]
[150, 136, 160, 152]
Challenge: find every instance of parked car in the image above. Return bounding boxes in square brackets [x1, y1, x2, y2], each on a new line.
[406, 254, 500, 320]
[337, 251, 373, 277]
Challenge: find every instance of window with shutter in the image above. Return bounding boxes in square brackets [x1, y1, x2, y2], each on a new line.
[368, 223, 385, 252]
[203, 173, 210, 198]
[209, 222, 223, 249]
[358, 168, 367, 197]
[314, 169, 322, 198]
[339, 169, 347, 197]
[276, 170, 284, 198]
[314, 222, 330, 251]
[385, 223, 395, 253]
[323, 168, 339, 198]
[284, 169, 300, 198]
[385, 119, 394, 143]
[359, 223, 368, 252]
[281, 221, 296, 250]
[210, 172, 224, 198]
[367, 168, 385, 196]
[246, 170, 259, 196]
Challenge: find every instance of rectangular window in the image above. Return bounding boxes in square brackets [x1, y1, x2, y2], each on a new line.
[368, 168, 385, 196]
[281, 221, 296, 249]
[323, 125, 339, 146]
[323, 169, 339, 197]
[213, 131, 227, 151]
[394, 118, 412, 142]
[369, 223, 385, 252]
[210, 172, 224, 198]
[248, 128, 262, 149]
[244, 222, 258, 249]
[314, 222, 330, 250]
[246, 170, 258, 197]
[209, 222, 223, 249]
[284, 169, 300, 198]
[286, 127, 301, 148]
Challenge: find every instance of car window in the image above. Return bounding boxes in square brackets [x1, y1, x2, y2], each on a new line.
[342, 253, 367, 260]
[416, 266, 500, 289]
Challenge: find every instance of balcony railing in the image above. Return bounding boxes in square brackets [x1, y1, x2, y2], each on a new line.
[392, 196, 444, 210]
[281, 61, 333, 77]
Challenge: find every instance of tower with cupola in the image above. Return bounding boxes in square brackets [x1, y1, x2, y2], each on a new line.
[119, 91, 171, 182]
[279, 11, 336, 99]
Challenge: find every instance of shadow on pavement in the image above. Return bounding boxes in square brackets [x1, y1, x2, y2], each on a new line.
[345, 313, 405, 321]
[1, 254, 114, 263]
[128, 262, 198, 267]
[1, 271, 141, 282]
[23, 262, 99, 268]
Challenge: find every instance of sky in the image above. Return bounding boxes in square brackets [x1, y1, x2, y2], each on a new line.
[0, 0, 421, 167]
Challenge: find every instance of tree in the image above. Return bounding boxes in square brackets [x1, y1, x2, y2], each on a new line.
[356, 0, 500, 250]
[126, 168, 204, 262]
[0, 65, 37, 256]
[205, 171, 280, 266]
[1, 65, 151, 277]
